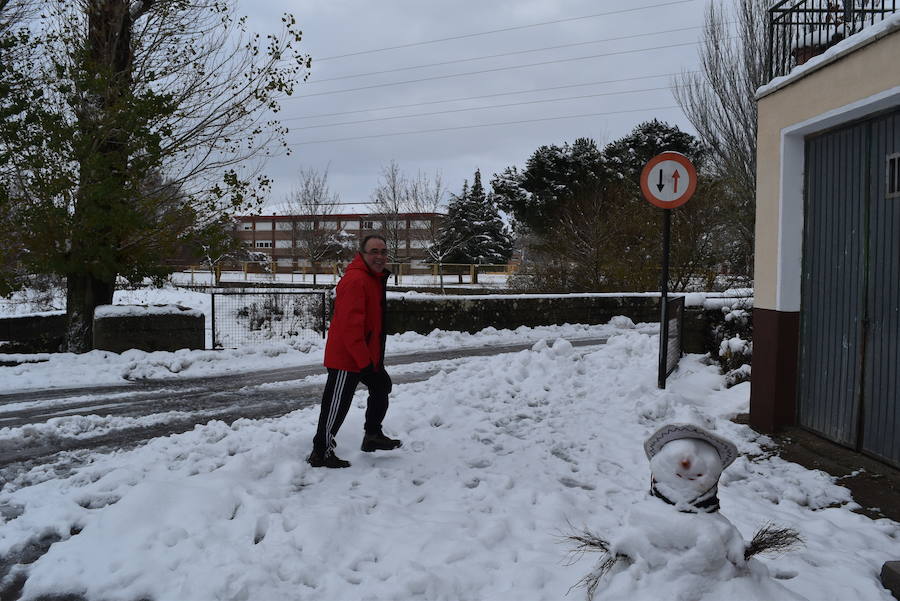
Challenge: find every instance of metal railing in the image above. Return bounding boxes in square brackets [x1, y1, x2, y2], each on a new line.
[657, 296, 685, 389]
[768, 0, 897, 80]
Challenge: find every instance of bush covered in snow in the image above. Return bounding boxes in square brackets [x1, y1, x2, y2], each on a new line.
[706, 298, 753, 388]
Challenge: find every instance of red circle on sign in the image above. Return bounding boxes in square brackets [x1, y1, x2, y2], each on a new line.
[640, 151, 697, 209]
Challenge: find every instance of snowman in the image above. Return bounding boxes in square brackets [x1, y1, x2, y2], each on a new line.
[570, 423, 804, 601]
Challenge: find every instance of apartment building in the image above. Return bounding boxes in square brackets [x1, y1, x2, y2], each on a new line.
[233, 212, 445, 269]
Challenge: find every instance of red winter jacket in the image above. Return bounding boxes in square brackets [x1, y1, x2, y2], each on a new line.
[323, 253, 389, 371]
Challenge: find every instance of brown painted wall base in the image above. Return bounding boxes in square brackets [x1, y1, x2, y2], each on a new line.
[750, 308, 800, 433]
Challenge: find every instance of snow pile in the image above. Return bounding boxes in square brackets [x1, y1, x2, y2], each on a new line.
[1, 330, 896, 600]
[0, 411, 201, 454]
[94, 304, 203, 319]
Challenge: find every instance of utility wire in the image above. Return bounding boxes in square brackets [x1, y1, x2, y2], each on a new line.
[291, 72, 698, 121]
[293, 40, 702, 99]
[288, 85, 685, 131]
[288, 105, 682, 146]
[308, 25, 705, 84]
[316, 0, 699, 61]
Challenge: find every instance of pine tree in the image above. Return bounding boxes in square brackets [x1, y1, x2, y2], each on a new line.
[437, 169, 513, 265]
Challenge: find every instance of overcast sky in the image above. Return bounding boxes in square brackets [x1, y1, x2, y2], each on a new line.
[240, 0, 725, 214]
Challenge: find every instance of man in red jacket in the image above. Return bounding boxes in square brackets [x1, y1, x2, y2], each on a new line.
[308, 234, 402, 468]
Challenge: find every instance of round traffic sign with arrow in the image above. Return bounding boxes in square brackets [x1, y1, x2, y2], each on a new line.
[640, 151, 697, 209]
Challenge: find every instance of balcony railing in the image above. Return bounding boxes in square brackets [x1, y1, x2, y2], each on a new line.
[768, 0, 898, 80]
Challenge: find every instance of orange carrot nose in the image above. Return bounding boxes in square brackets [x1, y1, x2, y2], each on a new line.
[680, 459, 691, 469]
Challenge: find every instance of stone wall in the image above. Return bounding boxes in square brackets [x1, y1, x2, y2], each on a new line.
[0, 312, 66, 353]
[385, 294, 712, 355]
[93, 306, 205, 353]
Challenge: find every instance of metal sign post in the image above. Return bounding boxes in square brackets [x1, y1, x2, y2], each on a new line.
[640, 151, 697, 389]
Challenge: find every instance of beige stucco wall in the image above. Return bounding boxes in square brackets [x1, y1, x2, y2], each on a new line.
[755, 27, 900, 310]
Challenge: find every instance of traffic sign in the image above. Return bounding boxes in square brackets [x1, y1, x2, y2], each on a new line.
[640, 151, 697, 209]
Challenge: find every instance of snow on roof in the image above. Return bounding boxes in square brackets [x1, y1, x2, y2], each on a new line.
[757, 11, 900, 99]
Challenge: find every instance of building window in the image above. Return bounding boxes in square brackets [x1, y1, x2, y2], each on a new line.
[242, 222, 253, 230]
[276, 258, 292, 266]
[409, 239, 431, 248]
[361, 220, 374, 229]
[255, 221, 272, 230]
[275, 221, 292, 231]
[255, 241, 272, 248]
[296, 221, 314, 230]
[320, 220, 338, 230]
[275, 240, 291, 248]
[409, 220, 431, 229]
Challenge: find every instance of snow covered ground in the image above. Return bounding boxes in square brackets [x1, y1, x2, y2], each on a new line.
[0, 322, 631, 393]
[1, 324, 896, 601]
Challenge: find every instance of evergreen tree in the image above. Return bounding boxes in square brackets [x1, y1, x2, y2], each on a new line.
[491, 137, 607, 235]
[501, 121, 728, 292]
[437, 170, 513, 265]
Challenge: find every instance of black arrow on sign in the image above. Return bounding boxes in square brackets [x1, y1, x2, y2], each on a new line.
[656, 169, 664, 192]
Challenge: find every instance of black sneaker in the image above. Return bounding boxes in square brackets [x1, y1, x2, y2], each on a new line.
[361, 432, 402, 452]
[307, 449, 351, 468]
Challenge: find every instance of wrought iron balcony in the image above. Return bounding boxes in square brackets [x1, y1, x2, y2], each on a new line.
[768, 0, 898, 80]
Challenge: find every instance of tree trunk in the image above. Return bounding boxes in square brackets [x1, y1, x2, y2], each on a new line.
[64, 0, 133, 352]
[64, 273, 115, 352]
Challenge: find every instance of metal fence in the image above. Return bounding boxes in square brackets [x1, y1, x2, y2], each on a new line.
[768, 0, 897, 80]
[210, 291, 330, 349]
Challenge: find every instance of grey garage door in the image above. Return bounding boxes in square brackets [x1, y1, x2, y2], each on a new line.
[799, 108, 900, 467]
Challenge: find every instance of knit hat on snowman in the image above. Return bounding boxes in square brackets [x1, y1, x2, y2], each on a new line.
[644, 423, 739, 513]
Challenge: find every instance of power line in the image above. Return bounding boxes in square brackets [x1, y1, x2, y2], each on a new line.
[293, 40, 702, 99]
[308, 25, 705, 85]
[317, 0, 699, 61]
[289, 85, 684, 131]
[290, 72, 697, 121]
[288, 105, 682, 146]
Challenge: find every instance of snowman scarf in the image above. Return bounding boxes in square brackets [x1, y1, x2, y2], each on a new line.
[650, 477, 720, 513]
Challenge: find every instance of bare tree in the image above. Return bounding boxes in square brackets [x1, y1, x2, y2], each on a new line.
[286, 166, 343, 285]
[406, 170, 459, 290]
[406, 169, 445, 249]
[370, 161, 413, 272]
[672, 0, 772, 279]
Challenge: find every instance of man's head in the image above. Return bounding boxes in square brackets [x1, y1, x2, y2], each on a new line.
[360, 235, 388, 273]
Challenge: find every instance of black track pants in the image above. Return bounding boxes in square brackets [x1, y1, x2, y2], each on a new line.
[312, 367, 392, 454]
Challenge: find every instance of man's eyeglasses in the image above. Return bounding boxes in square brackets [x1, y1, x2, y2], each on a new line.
[365, 249, 389, 256]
